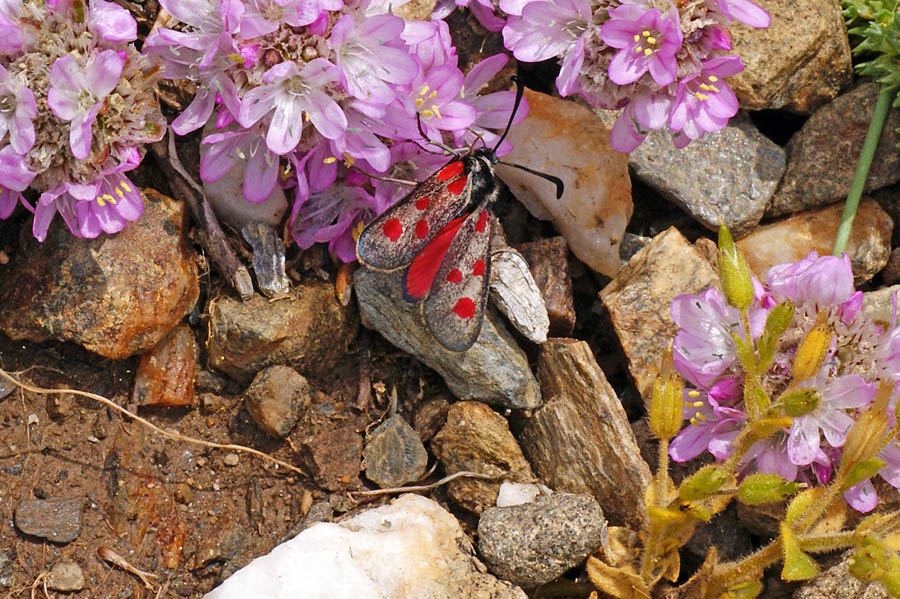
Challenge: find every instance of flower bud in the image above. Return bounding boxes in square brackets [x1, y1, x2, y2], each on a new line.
[650, 344, 684, 440]
[757, 301, 794, 369]
[723, 581, 763, 599]
[717, 225, 755, 310]
[679, 465, 729, 501]
[785, 488, 824, 525]
[737, 473, 801, 505]
[783, 388, 820, 417]
[792, 320, 832, 382]
[841, 384, 892, 472]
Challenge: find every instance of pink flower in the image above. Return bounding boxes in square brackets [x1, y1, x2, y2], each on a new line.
[46, 50, 124, 160]
[601, 5, 682, 87]
[670, 382, 745, 463]
[0, 144, 35, 218]
[200, 123, 280, 203]
[715, 0, 770, 28]
[610, 92, 672, 153]
[669, 56, 742, 148]
[766, 251, 856, 309]
[0, 64, 36, 154]
[502, 0, 589, 63]
[88, 0, 137, 43]
[454, 54, 527, 156]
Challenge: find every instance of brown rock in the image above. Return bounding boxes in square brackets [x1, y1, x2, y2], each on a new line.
[516, 339, 651, 530]
[599, 227, 718, 401]
[0, 189, 199, 358]
[362, 414, 428, 488]
[207, 280, 358, 383]
[413, 397, 449, 442]
[738, 199, 893, 286]
[769, 83, 900, 217]
[517, 237, 576, 336]
[14, 497, 83, 543]
[133, 325, 198, 407]
[301, 425, 363, 492]
[431, 401, 535, 514]
[495, 89, 632, 277]
[880, 248, 900, 286]
[730, 0, 852, 114]
[244, 365, 310, 438]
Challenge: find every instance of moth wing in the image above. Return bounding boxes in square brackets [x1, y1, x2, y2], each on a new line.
[356, 159, 473, 271]
[420, 205, 492, 352]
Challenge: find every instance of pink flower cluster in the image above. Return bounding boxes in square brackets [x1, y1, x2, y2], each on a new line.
[670, 252, 900, 512]
[0, 0, 165, 240]
[146, 0, 524, 261]
[491, 0, 769, 152]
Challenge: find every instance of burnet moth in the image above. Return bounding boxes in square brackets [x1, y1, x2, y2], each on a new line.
[356, 78, 563, 352]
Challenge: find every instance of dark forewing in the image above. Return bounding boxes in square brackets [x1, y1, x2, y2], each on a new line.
[421, 205, 493, 352]
[356, 160, 472, 271]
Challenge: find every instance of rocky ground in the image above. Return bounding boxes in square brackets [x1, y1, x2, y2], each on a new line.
[1, 0, 900, 598]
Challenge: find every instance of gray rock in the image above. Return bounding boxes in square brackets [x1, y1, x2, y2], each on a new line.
[244, 365, 310, 438]
[0, 549, 12, 588]
[769, 83, 900, 217]
[14, 497, 83, 544]
[354, 267, 541, 409]
[609, 113, 783, 238]
[192, 523, 250, 570]
[363, 414, 428, 488]
[206, 281, 358, 384]
[477, 493, 606, 588]
[242, 223, 290, 299]
[47, 561, 85, 592]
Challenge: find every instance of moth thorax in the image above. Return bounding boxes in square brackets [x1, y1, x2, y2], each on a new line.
[468, 157, 496, 198]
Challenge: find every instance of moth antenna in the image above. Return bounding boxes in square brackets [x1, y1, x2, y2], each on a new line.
[350, 166, 418, 187]
[491, 76, 525, 154]
[496, 160, 565, 199]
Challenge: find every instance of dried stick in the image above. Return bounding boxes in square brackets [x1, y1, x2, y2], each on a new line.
[97, 547, 160, 591]
[149, 131, 254, 300]
[0, 368, 307, 478]
[348, 470, 509, 499]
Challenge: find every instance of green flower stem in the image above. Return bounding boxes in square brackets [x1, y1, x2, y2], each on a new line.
[832, 85, 896, 256]
[708, 541, 782, 597]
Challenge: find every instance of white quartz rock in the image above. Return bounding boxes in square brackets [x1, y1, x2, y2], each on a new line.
[204, 493, 526, 599]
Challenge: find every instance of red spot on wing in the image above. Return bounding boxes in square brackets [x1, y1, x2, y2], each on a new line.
[448, 176, 467, 196]
[405, 215, 467, 300]
[382, 218, 402, 242]
[452, 297, 476, 319]
[437, 161, 464, 181]
[472, 259, 485, 277]
[415, 220, 429, 239]
[415, 196, 430, 210]
[475, 209, 487, 232]
[447, 269, 463, 284]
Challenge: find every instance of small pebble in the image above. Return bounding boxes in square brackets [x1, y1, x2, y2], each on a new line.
[223, 454, 240, 467]
[47, 561, 85, 592]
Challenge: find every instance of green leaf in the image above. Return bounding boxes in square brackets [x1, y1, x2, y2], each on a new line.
[737, 473, 801, 505]
[679, 465, 729, 501]
[841, 459, 888, 491]
[781, 523, 820, 581]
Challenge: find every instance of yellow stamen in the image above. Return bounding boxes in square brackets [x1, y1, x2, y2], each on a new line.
[120, 181, 132, 193]
[694, 92, 709, 101]
[226, 53, 245, 65]
[414, 98, 424, 107]
[708, 84, 719, 93]
[431, 104, 442, 119]
[694, 412, 707, 422]
[699, 83, 711, 91]
[343, 154, 355, 168]
[689, 417, 700, 426]
[643, 48, 653, 56]
[323, 157, 337, 164]
[428, 90, 437, 99]
[687, 390, 701, 398]
[114, 185, 124, 198]
[635, 46, 644, 54]
[708, 75, 718, 82]
[422, 109, 434, 117]
[105, 194, 117, 205]
[633, 34, 640, 42]
[642, 30, 651, 37]
[646, 36, 656, 44]
[96, 196, 105, 207]
[419, 84, 430, 96]
[688, 400, 704, 408]
[304, 113, 310, 122]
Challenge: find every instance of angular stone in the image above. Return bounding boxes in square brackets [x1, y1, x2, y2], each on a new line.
[47, 561, 85, 592]
[14, 497, 83, 544]
[0, 189, 199, 358]
[363, 414, 428, 488]
[516, 339, 651, 530]
[495, 89, 632, 277]
[517, 237, 576, 337]
[598, 112, 783, 238]
[355, 267, 541, 409]
[730, 0, 852, 113]
[242, 223, 290, 299]
[862, 285, 900, 325]
[600, 228, 718, 400]
[207, 280, 358, 383]
[0, 549, 12, 588]
[477, 493, 606, 588]
[738, 199, 893, 286]
[133, 325, 198, 407]
[204, 494, 527, 599]
[301, 425, 363, 492]
[431, 401, 535, 514]
[244, 365, 310, 438]
[413, 397, 450, 442]
[489, 248, 550, 344]
[769, 83, 900, 217]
